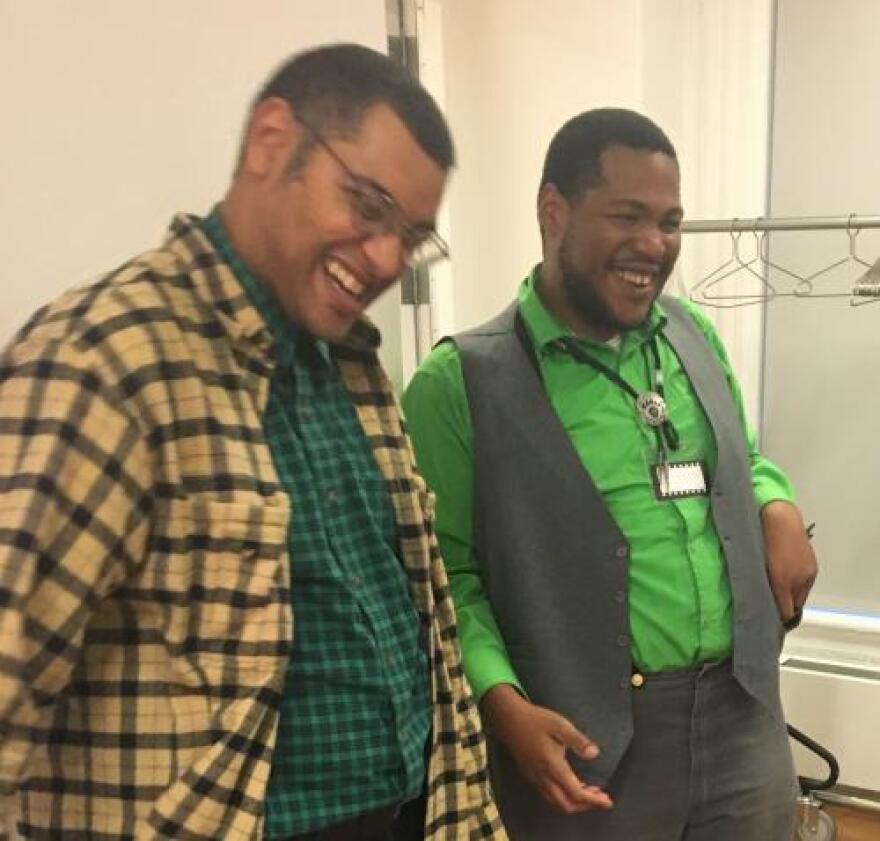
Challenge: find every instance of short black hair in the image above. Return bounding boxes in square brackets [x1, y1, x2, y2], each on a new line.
[539, 108, 677, 202]
[252, 42, 454, 171]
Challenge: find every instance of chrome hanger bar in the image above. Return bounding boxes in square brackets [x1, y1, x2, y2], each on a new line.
[682, 214, 880, 234]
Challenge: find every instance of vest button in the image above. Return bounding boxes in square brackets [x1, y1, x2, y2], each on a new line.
[631, 673, 645, 688]
[615, 545, 628, 559]
[615, 590, 626, 603]
[616, 635, 629, 647]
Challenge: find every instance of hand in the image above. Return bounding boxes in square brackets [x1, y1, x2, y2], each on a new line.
[479, 684, 613, 815]
[761, 500, 818, 624]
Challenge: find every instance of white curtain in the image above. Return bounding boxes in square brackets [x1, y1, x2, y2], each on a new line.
[640, 0, 773, 432]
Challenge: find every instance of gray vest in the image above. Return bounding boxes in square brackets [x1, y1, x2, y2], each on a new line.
[453, 295, 783, 792]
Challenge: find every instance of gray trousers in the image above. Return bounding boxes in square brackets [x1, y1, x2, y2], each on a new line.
[493, 660, 798, 841]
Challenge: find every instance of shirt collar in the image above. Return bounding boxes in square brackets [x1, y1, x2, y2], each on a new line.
[201, 208, 333, 369]
[162, 209, 381, 368]
[518, 264, 667, 356]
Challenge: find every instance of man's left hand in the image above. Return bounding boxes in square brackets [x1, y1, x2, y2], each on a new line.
[760, 500, 818, 624]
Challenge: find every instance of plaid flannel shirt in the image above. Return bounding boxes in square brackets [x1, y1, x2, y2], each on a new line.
[0, 214, 506, 841]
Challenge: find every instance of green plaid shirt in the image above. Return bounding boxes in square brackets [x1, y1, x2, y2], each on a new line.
[203, 213, 430, 837]
[0, 213, 506, 840]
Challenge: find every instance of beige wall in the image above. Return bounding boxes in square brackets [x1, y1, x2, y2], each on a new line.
[0, 0, 387, 344]
[438, 0, 644, 333]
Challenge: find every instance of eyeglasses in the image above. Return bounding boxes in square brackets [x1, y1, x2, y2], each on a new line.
[296, 115, 450, 269]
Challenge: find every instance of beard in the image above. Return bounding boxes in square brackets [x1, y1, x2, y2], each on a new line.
[557, 232, 666, 338]
[557, 235, 621, 338]
[560, 265, 620, 338]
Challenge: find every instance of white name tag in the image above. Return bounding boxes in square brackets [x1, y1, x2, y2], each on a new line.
[651, 460, 709, 500]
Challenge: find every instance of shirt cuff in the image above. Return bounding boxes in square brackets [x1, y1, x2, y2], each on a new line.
[755, 485, 796, 510]
[463, 643, 527, 703]
[753, 462, 796, 509]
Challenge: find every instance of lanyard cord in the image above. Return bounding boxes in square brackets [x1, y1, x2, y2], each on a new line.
[512, 311, 679, 455]
[644, 336, 680, 451]
[558, 335, 680, 455]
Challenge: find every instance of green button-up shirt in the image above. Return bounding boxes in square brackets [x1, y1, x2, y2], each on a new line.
[402, 268, 794, 700]
[203, 213, 430, 838]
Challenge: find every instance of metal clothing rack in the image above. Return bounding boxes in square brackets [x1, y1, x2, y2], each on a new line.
[682, 213, 880, 234]
[680, 213, 880, 307]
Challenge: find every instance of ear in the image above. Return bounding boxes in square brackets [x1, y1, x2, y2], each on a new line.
[537, 183, 570, 243]
[240, 97, 298, 177]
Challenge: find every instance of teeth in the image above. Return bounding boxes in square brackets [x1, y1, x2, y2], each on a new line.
[325, 259, 365, 298]
[617, 269, 653, 288]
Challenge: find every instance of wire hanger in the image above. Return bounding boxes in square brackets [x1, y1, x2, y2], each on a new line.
[847, 215, 880, 305]
[684, 213, 880, 307]
[852, 255, 880, 304]
[786, 215, 878, 304]
[689, 219, 776, 308]
[756, 224, 805, 289]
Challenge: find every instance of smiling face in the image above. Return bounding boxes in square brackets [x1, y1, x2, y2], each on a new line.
[538, 144, 683, 341]
[223, 99, 447, 341]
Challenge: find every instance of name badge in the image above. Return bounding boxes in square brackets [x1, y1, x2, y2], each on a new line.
[651, 460, 709, 500]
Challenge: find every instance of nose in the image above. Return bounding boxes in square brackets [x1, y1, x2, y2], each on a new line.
[361, 232, 407, 280]
[633, 225, 668, 261]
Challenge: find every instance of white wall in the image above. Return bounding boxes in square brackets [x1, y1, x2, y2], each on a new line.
[0, 0, 390, 349]
[781, 613, 880, 790]
[761, 14, 880, 796]
[765, 0, 880, 615]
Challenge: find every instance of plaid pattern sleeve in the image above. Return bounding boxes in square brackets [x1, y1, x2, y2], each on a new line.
[0, 214, 506, 840]
[0, 337, 155, 797]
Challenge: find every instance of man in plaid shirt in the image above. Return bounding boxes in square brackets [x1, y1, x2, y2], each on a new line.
[0, 44, 506, 841]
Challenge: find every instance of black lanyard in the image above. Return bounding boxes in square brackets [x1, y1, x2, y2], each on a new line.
[558, 334, 681, 458]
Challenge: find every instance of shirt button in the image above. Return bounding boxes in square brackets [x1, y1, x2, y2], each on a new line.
[327, 489, 338, 504]
[615, 545, 629, 559]
[349, 575, 363, 588]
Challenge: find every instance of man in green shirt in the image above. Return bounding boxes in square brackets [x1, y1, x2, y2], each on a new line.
[403, 109, 817, 840]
